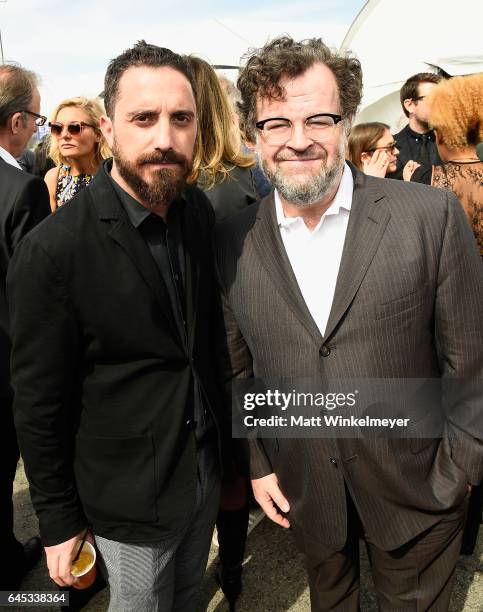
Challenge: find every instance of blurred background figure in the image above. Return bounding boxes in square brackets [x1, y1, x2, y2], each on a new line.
[348, 122, 417, 179]
[45, 97, 110, 212]
[218, 74, 271, 200]
[187, 55, 258, 223]
[387, 73, 444, 180]
[186, 54, 255, 611]
[410, 73, 483, 257]
[32, 135, 55, 178]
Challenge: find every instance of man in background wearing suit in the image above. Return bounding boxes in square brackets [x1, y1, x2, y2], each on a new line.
[0, 64, 50, 589]
[8, 42, 221, 610]
[214, 37, 482, 611]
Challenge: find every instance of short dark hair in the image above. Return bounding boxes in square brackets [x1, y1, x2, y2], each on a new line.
[0, 63, 38, 128]
[399, 73, 443, 117]
[103, 40, 196, 118]
[237, 36, 363, 141]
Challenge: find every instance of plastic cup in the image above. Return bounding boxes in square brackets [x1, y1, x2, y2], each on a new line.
[71, 540, 97, 590]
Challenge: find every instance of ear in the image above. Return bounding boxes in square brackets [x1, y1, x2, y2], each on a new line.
[360, 151, 372, 164]
[10, 111, 23, 135]
[403, 98, 414, 115]
[99, 115, 114, 149]
[433, 128, 442, 146]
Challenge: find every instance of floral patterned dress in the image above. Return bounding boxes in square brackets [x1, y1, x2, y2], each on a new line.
[54, 165, 94, 209]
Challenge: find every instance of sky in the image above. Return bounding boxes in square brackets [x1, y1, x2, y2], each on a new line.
[0, 0, 366, 118]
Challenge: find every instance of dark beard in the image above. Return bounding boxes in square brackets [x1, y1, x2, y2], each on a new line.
[113, 145, 191, 208]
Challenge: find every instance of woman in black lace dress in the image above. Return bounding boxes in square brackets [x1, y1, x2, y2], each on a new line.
[410, 73, 483, 256]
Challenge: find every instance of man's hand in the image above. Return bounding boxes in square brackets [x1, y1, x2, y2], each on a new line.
[44, 529, 92, 586]
[252, 473, 290, 528]
[402, 159, 421, 181]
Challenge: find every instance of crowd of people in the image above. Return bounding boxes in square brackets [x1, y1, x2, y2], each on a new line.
[0, 35, 481, 612]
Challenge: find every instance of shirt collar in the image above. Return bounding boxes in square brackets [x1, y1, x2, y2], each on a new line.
[0, 145, 22, 170]
[275, 162, 353, 230]
[406, 125, 435, 142]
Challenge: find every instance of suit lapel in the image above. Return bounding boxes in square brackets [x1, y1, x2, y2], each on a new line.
[323, 168, 390, 341]
[250, 167, 390, 344]
[251, 192, 324, 342]
[88, 166, 182, 345]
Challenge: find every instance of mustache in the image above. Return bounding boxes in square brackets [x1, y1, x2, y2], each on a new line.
[274, 145, 327, 162]
[138, 150, 189, 166]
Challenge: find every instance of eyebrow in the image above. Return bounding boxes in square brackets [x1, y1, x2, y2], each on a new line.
[125, 109, 196, 119]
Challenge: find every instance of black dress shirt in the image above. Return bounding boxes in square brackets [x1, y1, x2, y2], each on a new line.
[387, 124, 441, 180]
[109, 174, 212, 442]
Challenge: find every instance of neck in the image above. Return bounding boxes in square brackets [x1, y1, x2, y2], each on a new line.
[66, 155, 98, 176]
[0, 133, 17, 158]
[408, 117, 430, 135]
[111, 160, 170, 220]
[444, 146, 478, 163]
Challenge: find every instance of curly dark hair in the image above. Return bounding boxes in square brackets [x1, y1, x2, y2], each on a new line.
[236, 36, 363, 141]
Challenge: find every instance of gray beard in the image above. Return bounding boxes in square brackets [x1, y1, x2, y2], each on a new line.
[259, 142, 345, 208]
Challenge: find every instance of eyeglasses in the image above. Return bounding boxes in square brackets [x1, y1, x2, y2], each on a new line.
[17, 110, 47, 127]
[412, 96, 426, 102]
[49, 121, 96, 137]
[255, 113, 343, 145]
[366, 142, 398, 154]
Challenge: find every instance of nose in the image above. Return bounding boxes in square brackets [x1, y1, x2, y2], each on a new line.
[285, 122, 313, 151]
[393, 146, 400, 157]
[153, 117, 175, 151]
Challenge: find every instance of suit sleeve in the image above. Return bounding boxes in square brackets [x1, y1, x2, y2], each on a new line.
[435, 192, 483, 485]
[213, 231, 273, 479]
[8, 175, 50, 253]
[7, 235, 87, 545]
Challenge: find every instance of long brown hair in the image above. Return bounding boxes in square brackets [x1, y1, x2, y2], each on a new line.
[347, 122, 389, 170]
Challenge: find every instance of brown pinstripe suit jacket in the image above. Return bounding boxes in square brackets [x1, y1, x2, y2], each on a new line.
[214, 164, 483, 551]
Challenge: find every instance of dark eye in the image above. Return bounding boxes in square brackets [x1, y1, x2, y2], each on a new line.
[265, 120, 290, 132]
[134, 114, 154, 124]
[172, 114, 192, 125]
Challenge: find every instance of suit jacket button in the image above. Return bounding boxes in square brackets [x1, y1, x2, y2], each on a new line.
[319, 345, 331, 357]
[329, 457, 338, 467]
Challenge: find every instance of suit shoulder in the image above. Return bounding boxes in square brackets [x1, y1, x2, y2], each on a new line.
[0, 161, 45, 191]
[184, 184, 215, 225]
[214, 198, 260, 242]
[393, 125, 408, 140]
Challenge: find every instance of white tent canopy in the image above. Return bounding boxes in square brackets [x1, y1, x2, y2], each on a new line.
[341, 0, 483, 131]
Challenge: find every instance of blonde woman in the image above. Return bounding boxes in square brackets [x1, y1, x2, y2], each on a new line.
[45, 97, 111, 212]
[186, 56, 258, 222]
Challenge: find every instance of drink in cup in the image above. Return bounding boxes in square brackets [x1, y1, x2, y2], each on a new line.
[71, 540, 97, 589]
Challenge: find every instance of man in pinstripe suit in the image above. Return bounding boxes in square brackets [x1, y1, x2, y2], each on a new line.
[214, 37, 482, 611]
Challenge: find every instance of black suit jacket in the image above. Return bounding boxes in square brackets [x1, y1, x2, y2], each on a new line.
[214, 165, 483, 551]
[7, 163, 221, 546]
[0, 157, 50, 400]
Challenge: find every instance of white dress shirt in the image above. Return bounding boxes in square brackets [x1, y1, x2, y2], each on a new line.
[275, 163, 353, 337]
[0, 145, 22, 169]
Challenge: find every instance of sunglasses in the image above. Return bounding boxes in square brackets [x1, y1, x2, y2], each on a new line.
[49, 121, 96, 137]
[17, 110, 48, 127]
